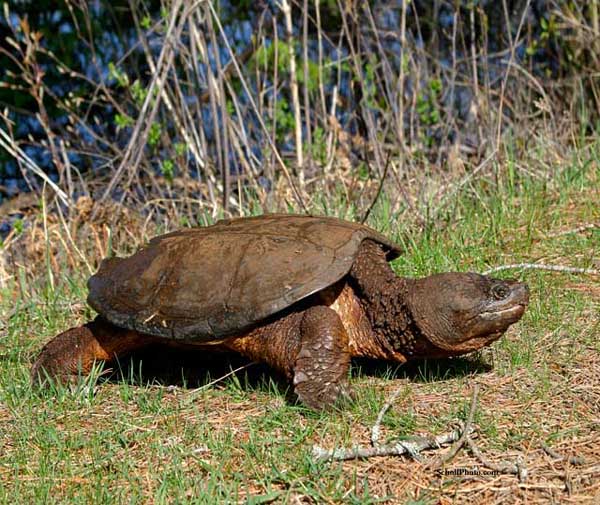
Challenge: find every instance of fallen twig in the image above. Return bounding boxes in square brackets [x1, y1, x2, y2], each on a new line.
[427, 384, 479, 470]
[315, 384, 480, 462]
[541, 443, 586, 466]
[370, 384, 404, 447]
[313, 426, 475, 462]
[483, 263, 599, 276]
[545, 223, 598, 238]
[184, 362, 256, 403]
[466, 436, 528, 482]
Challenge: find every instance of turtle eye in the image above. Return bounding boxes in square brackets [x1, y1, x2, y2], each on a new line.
[491, 284, 509, 300]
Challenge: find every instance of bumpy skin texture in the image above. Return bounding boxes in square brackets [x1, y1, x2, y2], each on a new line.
[347, 240, 418, 357]
[30, 318, 151, 384]
[32, 215, 530, 409]
[293, 306, 352, 409]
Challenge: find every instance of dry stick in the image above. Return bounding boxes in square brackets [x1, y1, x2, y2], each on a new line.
[370, 384, 404, 447]
[431, 148, 498, 218]
[468, 3, 483, 145]
[361, 152, 392, 224]
[0, 127, 70, 207]
[97, 0, 186, 207]
[129, 0, 206, 173]
[314, 0, 327, 119]
[545, 223, 598, 238]
[207, 1, 307, 212]
[301, 0, 312, 172]
[268, 14, 280, 186]
[189, 17, 228, 196]
[195, 30, 227, 196]
[41, 186, 55, 292]
[316, 385, 479, 463]
[281, 0, 304, 182]
[541, 444, 586, 466]
[466, 437, 528, 482]
[483, 263, 600, 276]
[198, 44, 258, 105]
[184, 362, 256, 403]
[313, 426, 475, 462]
[494, 0, 532, 151]
[427, 384, 480, 470]
[204, 2, 231, 212]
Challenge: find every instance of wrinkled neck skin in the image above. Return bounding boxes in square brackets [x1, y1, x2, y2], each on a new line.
[349, 241, 426, 360]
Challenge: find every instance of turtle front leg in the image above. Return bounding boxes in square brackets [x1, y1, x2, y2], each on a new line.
[293, 306, 353, 409]
[31, 317, 149, 387]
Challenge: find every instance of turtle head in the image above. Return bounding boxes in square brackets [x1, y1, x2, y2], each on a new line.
[406, 272, 529, 357]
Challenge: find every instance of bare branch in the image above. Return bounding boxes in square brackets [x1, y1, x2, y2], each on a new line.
[483, 263, 600, 276]
[280, 0, 304, 179]
[466, 436, 528, 482]
[427, 384, 479, 470]
[313, 426, 475, 462]
[0, 127, 70, 207]
[545, 223, 598, 238]
[541, 443, 586, 466]
[370, 383, 403, 447]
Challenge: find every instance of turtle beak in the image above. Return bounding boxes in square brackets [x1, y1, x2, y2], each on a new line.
[457, 279, 529, 351]
[475, 281, 529, 327]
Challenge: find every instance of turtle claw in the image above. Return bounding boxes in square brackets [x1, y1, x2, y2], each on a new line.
[294, 378, 355, 410]
[293, 306, 352, 410]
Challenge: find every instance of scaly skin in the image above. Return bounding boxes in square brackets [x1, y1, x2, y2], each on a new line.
[30, 319, 150, 385]
[31, 241, 529, 409]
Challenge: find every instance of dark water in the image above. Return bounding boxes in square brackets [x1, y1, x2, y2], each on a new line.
[0, 0, 572, 212]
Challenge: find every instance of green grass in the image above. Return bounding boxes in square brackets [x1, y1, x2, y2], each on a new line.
[1, 151, 599, 503]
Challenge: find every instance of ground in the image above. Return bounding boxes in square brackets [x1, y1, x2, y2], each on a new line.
[0, 154, 598, 503]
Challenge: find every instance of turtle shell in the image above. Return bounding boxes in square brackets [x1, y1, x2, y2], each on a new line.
[87, 214, 402, 340]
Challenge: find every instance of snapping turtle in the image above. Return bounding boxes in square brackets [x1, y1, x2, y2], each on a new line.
[32, 214, 529, 409]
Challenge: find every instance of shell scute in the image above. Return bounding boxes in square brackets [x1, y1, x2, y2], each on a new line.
[87, 214, 401, 340]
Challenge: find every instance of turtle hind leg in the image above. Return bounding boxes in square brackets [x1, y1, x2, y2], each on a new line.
[31, 316, 149, 387]
[293, 306, 353, 410]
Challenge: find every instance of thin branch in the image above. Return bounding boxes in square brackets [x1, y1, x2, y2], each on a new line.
[280, 0, 304, 178]
[0, 127, 70, 207]
[466, 436, 528, 482]
[427, 384, 479, 470]
[370, 384, 404, 447]
[316, 386, 481, 463]
[545, 223, 598, 238]
[361, 152, 392, 225]
[483, 263, 600, 276]
[541, 443, 586, 466]
[313, 426, 475, 462]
